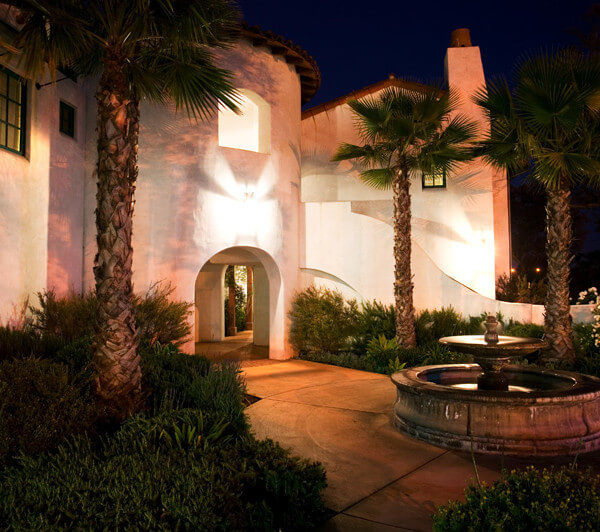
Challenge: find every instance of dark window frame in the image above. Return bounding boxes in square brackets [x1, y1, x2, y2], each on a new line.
[421, 168, 446, 189]
[0, 64, 27, 156]
[59, 100, 76, 138]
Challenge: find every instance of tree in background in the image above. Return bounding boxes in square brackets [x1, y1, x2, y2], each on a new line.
[332, 87, 476, 347]
[475, 51, 600, 362]
[4, 0, 240, 416]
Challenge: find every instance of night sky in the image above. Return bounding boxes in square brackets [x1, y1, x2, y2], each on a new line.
[238, 0, 600, 284]
[238, 0, 597, 109]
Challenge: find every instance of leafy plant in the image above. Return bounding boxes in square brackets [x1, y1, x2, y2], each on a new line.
[366, 335, 400, 368]
[134, 282, 192, 347]
[0, 419, 326, 530]
[415, 307, 483, 345]
[288, 287, 359, 354]
[433, 466, 600, 531]
[141, 344, 247, 434]
[351, 300, 396, 354]
[29, 291, 99, 341]
[0, 358, 99, 462]
[496, 273, 546, 304]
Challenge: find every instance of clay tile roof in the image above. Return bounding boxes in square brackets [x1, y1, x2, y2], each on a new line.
[240, 23, 321, 105]
[301, 76, 444, 119]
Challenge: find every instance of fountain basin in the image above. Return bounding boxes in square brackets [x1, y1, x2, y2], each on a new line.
[392, 364, 600, 456]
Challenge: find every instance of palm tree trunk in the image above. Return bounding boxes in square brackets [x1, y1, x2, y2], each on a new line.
[92, 55, 142, 417]
[393, 168, 417, 348]
[544, 183, 575, 362]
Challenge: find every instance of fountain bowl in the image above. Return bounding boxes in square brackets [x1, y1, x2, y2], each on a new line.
[392, 364, 600, 456]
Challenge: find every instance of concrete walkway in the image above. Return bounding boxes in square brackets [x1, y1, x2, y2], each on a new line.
[196, 330, 268, 362]
[242, 360, 599, 531]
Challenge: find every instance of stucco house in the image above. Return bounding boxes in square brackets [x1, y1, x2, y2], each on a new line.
[0, 19, 520, 358]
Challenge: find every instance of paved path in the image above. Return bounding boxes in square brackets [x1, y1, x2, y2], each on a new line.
[196, 330, 268, 362]
[242, 360, 600, 531]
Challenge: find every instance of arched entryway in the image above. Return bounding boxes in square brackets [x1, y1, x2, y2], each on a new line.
[194, 246, 283, 360]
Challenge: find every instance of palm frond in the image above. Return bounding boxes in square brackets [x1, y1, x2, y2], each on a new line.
[359, 168, 395, 190]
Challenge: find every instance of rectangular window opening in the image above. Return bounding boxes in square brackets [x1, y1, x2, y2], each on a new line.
[0, 65, 26, 155]
[59, 101, 76, 138]
[422, 168, 446, 189]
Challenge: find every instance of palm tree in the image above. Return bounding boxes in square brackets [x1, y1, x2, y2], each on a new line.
[333, 87, 476, 347]
[474, 51, 600, 363]
[5, 0, 240, 416]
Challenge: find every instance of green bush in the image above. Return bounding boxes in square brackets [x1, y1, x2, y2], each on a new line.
[0, 358, 98, 462]
[503, 320, 544, 339]
[29, 291, 99, 341]
[433, 466, 600, 531]
[0, 326, 63, 362]
[301, 344, 469, 375]
[28, 285, 191, 347]
[288, 287, 358, 354]
[366, 335, 400, 368]
[0, 414, 326, 531]
[141, 343, 247, 433]
[135, 282, 192, 346]
[351, 300, 396, 354]
[415, 307, 483, 345]
[300, 351, 380, 372]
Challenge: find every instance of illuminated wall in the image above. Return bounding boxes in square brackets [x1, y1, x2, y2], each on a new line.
[0, 55, 86, 322]
[300, 42, 508, 306]
[81, 39, 302, 357]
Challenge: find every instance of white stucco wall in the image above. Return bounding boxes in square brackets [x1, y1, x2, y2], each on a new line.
[0, 57, 86, 321]
[300, 44, 510, 311]
[81, 40, 303, 357]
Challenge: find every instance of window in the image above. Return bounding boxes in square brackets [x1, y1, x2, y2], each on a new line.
[59, 101, 75, 138]
[422, 168, 446, 189]
[218, 89, 270, 153]
[0, 65, 26, 154]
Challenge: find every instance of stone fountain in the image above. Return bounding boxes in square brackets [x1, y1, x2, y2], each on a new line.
[392, 315, 600, 456]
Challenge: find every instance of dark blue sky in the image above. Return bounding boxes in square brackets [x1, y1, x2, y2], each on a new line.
[238, 0, 597, 109]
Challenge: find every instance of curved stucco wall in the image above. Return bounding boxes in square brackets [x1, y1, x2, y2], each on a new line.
[82, 40, 303, 356]
[302, 201, 594, 325]
[301, 100, 497, 300]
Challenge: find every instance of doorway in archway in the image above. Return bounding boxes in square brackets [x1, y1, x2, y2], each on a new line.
[194, 247, 279, 362]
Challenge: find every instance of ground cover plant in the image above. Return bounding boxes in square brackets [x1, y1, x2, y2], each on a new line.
[291, 287, 598, 376]
[432, 466, 600, 531]
[0, 290, 327, 530]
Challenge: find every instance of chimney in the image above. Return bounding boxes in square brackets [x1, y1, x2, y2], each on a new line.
[450, 28, 472, 47]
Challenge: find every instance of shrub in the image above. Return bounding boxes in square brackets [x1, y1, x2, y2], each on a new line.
[0, 326, 60, 362]
[301, 344, 468, 374]
[28, 285, 191, 347]
[398, 343, 471, 367]
[0, 358, 98, 462]
[503, 320, 544, 339]
[496, 273, 546, 304]
[141, 343, 247, 433]
[29, 291, 99, 341]
[415, 307, 482, 345]
[288, 287, 358, 354]
[134, 282, 192, 346]
[300, 351, 380, 372]
[366, 335, 400, 368]
[350, 300, 396, 354]
[433, 466, 600, 531]
[0, 416, 326, 531]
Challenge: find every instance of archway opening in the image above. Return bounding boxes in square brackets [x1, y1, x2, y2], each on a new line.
[194, 246, 281, 361]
